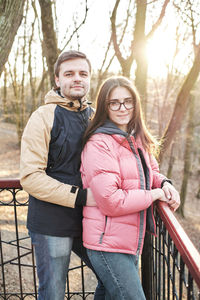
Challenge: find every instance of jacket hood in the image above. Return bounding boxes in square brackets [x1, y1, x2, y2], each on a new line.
[94, 120, 129, 137]
[44, 89, 88, 111]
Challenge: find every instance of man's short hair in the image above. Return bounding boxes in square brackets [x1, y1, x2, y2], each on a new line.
[54, 50, 91, 77]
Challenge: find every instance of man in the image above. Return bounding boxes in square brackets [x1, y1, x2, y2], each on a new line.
[20, 50, 104, 300]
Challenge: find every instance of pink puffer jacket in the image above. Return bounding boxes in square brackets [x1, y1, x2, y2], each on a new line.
[81, 127, 166, 255]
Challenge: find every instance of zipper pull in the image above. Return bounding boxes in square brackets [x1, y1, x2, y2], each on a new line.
[99, 232, 104, 244]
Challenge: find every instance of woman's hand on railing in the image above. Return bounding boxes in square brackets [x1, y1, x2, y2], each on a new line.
[161, 182, 180, 212]
[151, 188, 169, 203]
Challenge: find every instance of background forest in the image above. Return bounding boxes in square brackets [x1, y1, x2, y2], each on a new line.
[0, 0, 200, 223]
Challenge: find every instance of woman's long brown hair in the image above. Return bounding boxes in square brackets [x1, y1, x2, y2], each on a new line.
[83, 76, 159, 154]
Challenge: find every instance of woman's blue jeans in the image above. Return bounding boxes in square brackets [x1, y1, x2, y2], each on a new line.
[29, 231, 105, 300]
[87, 249, 146, 300]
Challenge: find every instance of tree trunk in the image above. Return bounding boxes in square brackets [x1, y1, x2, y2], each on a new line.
[159, 47, 200, 162]
[196, 187, 200, 199]
[0, 0, 25, 75]
[110, 0, 169, 117]
[2, 67, 8, 121]
[38, 0, 59, 87]
[167, 141, 176, 179]
[134, 0, 148, 117]
[177, 96, 195, 217]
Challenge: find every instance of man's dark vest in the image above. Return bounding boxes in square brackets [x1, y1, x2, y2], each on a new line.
[27, 105, 93, 237]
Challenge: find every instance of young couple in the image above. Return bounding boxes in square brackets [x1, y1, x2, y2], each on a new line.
[20, 50, 180, 300]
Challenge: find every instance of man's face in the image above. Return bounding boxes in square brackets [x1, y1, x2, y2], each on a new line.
[55, 58, 90, 100]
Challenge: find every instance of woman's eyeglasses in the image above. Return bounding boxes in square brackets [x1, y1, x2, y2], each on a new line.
[107, 98, 134, 111]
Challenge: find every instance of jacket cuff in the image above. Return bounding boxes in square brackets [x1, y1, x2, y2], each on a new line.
[161, 179, 172, 188]
[75, 188, 87, 207]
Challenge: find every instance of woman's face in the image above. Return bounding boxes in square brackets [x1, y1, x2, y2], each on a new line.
[107, 86, 134, 132]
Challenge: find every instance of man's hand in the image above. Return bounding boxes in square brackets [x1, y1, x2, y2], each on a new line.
[162, 182, 180, 212]
[86, 188, 97, 206]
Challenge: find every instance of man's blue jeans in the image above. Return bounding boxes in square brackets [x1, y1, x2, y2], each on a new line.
[87, 249, 146, 300]
[29, 231, 105, 300]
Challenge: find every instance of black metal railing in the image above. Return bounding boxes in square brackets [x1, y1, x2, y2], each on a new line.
[1, 179, 200, 299]
[142, 202, 200, 300]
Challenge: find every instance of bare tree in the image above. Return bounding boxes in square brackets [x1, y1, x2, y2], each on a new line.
[38, 0, 59, 87]
[178, 95, 195, 217]
[30, 0, 50, 110]
[159, 48, 200, 161]
[166, 141, 176, 178]
[60, 0, 89, 52]
[110, 0, 170, 115]
[2, 66, 8, 120]
[92, 19, 130, 101]
[159, 0, 200, 160]
[38, 0, 89, 87]
[0, 0, 25, 75]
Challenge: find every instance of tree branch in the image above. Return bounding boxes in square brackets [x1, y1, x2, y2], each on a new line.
[0, 0, 25, 75]
[110, 0, 125, 66]
[61, 0, 89, 51]
[159, 45, 200, 161]
[146, 0, 170, 40]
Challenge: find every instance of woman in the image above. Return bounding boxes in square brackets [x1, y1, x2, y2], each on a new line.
[80, 77, 180, 299]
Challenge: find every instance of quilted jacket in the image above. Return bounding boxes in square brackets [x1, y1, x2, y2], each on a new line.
[81, 121, 166, 255]
[20, 89, 93, 237]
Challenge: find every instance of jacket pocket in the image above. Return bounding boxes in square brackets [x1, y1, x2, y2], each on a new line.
[99, 216, 108, 244]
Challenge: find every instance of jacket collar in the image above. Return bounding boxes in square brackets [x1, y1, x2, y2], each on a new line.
[44, 89, 88, 112]
[94, 120, 129, 137]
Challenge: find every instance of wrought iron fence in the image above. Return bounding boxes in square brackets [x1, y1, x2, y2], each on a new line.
[142, 202, 200, 300]
[151, 202, 200, 300]
[0, 179, 200, 299]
